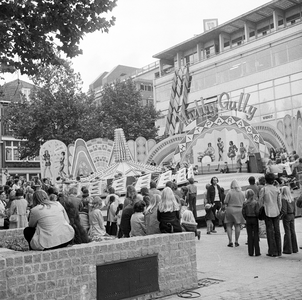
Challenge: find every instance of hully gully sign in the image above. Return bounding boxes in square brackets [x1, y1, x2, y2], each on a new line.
[177, 92, 257, 126]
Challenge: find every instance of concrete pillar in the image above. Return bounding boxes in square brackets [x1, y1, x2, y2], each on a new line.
[197, 43, 203, 62]
[176, 52, 182, 69]
[219, 34, 224, 52]
[244, 22, 249, 42]
[273, 10, 278, 31]
[245, 20, 256, 39]
[273, 8, 285, 30]
[159, 59, 164, 77]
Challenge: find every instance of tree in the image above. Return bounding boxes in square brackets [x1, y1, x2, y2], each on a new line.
[0, 0, 116, 76]
[3, 60, 100, 159]
[97, 79, 161, 141]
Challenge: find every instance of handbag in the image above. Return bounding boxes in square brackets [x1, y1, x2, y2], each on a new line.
[9, 214, 18, 223]
[296, 194, 302, 209]
[216, 208, 226, 222]
[9, 207, 18, 223]
[258, 206, 266, 221]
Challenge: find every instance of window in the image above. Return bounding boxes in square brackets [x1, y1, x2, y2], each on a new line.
[205, 45, 215, 58]
[21, 88, 31, 101]
[140, 83, 153, 92]
[257, 25, 270, 37]
[5, 141, 21, 161]
[272, 43, 288, 66]
[232, 36, 244, 47]
[286, 13, 301, 25]
[278, 18, 284, 28]
[4, 141, 39, 161]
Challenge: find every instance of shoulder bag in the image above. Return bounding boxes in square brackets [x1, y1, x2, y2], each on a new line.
[258, 188, 266, 220]
[9, 207, 18, 223]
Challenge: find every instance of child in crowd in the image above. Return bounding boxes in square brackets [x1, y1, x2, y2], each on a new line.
[181, 210, 201, 240]
[130, 200, 146, 237]
[242, 189, 261, 257]
[180, 198, 188, 218]
[88, 196, 114, 241]
[106, 195, 118, 236]
[280, 186, 298, 254]
[205, 203, 215, 234]
[116, 203, 124, 238]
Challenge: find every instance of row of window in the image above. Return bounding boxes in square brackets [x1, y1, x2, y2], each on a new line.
[190, 38, 302, 93]
[140, 83, 153, 92]
[172, 11, 301, 70]
[5, 141, 39, 161]
[155, 72, 302, 129]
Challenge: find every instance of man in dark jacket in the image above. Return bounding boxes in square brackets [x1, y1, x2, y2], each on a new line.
[206, 177, 223, 231]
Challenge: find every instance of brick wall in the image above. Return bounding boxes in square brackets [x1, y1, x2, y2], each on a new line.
[0, 230, 198, 300]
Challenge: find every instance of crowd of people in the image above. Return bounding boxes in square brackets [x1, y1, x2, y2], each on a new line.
[1, 151, 301, 257]
[0, 175, 203, 251]
[204, 173, 301, 257]
[266, 148, 302, 189]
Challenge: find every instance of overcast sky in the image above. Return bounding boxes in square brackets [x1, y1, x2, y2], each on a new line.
[2, 0, 269, 91]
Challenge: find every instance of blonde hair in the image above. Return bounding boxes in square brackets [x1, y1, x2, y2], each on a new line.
[158, 187, 180, 212]
[281, 186, 293, 203]
[230, 180, 241, 191]
[90, 196, 104, 210]
[181, 210, 197, 225]
[245, 189, 255, 201]
[145, 194, 161, 214]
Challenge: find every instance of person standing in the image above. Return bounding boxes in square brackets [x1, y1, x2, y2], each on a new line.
[145, 194, 161, 235]
[149, 181, 161, 198]
[224, 180, 245, 247]
[187, 177, 197, 220]
[216, 137, 224, 171]
[206, 177, 223, 232]
[130, 200, 147, 237]
[242, 189, 261, 256]
[106, 195, 118, 236]
[9, 189, 28, 229]
[280, 186, 298, 254]
[259, 172, 282, 257]
[246, 176, 260, 200]
[157, 187, 182, 233]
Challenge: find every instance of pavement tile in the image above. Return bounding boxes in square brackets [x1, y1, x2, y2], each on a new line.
[159, 203, 302, 300]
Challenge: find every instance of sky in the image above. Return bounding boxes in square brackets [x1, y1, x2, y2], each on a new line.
[2, 0, 270, 92]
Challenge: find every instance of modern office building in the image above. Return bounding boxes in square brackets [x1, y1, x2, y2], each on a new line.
[152, 0, 302, 158]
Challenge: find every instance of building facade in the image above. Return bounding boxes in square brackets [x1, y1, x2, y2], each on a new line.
[89, 63, 159, 106]
[152, 0, 302, 157]
[0, 79, 40, 184]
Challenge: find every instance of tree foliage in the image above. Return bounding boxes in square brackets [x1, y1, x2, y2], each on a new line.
[4, 66, 160, 159]
[3, 61, 100, 159]
[0, 0, 116, 75]
[97, 79, 161, 141]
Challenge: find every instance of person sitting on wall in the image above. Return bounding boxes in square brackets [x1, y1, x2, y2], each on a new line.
[23, 190, 75, 251]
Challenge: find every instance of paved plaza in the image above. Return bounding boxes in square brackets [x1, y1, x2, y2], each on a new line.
[161, 213, 302, 300]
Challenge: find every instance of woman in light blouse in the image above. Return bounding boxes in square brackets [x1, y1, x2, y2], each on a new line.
[23, 190, 74, 251]
[224, 180, 245, 247]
